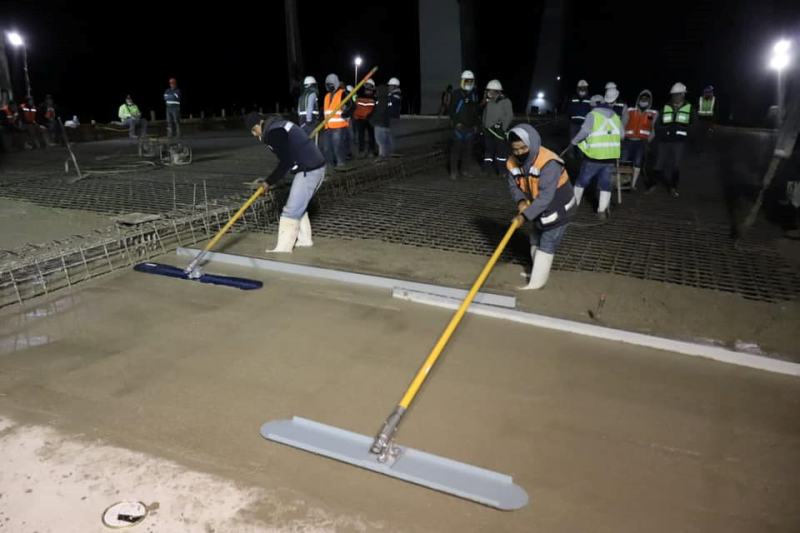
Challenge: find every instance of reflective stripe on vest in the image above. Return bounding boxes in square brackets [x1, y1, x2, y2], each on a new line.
[698, 96, 715, 116]
[506, 147, 570, 199]
[579, 110, 621, 159]
[323, 90, 347, 129]
[298, 90, 319, 118]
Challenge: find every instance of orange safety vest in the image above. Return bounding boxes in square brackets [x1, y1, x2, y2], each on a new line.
[624, 109, 657, 140]
[506, 146, 569, 198]
[353, 96, 375, 120]
[323, 89, 348, 129]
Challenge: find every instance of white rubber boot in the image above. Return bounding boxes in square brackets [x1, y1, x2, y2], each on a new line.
[598, 190, 611, 214]
[631, 167, 641, 190]
[519, 250, 554, 290]
[574, 186, 585, 206]
[295, 212, 313, 247]
[267, 216, 300, 253]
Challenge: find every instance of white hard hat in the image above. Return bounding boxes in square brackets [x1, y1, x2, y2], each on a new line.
[461, 70, 475, 80]
[605, 81, 617, 90]
[346, 85, 354, 92]
[303, 76, 316, 87]
[590, 94, 604, 106]
[577, 79, 589, 87]
[388, 77, 400, 86]
[670, 82, 687, 94]
[604, 88, 619, 103]
[365, 79, 376, 87]
[486, 79, 503, 91]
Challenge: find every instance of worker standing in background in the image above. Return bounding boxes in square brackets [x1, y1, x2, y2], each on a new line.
[164, 78, 181, 138]
[566, 80, 592, 159]
[118, 95, 148, 140]
[297, 76, 319, 135]
[449, 70, 480, 180]
[353, 79, 377, 158]
[621, 90, 658, 190]
[343, 83, 356, 161]
[481, 79, 513, 176]
[651, 82, 694, 198]
[244, 112, 326, 253]
[697, 85, 716, 150]
[20, 96, 44, 149]
[571, 89, 622, 219]
[605, 82, 627, 118]
[321, 73, 349, 169]
[507, 124, 577, 290]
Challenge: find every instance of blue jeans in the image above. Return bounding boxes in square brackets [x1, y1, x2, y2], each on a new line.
[282, 167, 326, 219]
[166, 105, 180, 137]
[577, 160, 614, 192]
[530, 223, 568, 254]
[322, 128, 347, 167]
[122, 117, 147, 138]
[374, 125, 393, 158]
[621, 139, 645, 167]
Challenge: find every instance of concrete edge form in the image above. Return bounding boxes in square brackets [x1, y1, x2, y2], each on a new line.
[391, 288, 800, 378]
[175, 247, 517, 308]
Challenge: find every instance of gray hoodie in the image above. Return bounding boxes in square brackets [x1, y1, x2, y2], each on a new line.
[506, 124, 564, 221]
[482, 95, 513, 132]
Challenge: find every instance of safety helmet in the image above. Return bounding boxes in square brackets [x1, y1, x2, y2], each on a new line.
[303, 76, 316, 87]
[670, 82, 687, 94]
[388, 77, 400, 86]
[577, 79, 589, 87]
[590, 94, 604, 106]
[461, 70, 475, 80]
[365, 79, 376, 87]
[486, 79, 503, 91]
[605, 81, 617, 90]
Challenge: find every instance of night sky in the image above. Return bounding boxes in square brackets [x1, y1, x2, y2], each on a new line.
[3, 0, 798, 124]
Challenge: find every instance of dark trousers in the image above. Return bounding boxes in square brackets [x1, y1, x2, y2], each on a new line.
[166, 106, 181, 138]
[354, 119, 376, 155]
[450, 127, 475, 174]
[655, 142, 686, 189]
[482, 133, 509, 174]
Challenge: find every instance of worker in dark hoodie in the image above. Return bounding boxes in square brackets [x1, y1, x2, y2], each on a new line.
[481, 79, 513, 176]
[507, 123, 577, 290]
[621, 89, 658, 190]
[244, 112, 326, 254]
[449, 70, 480, 179]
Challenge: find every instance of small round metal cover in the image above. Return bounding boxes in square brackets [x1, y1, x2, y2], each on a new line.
[101, 500, 148, 529]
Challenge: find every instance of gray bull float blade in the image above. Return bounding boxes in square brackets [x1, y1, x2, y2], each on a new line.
[261, 417, 529, 510]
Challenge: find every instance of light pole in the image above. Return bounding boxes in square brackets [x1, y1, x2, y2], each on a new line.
[769, 39, 791, 127]
[354, 56, 362, 86]
[6, 31, 31, 100]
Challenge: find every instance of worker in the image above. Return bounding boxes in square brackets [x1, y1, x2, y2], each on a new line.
[481, 79, 513, 175]
[20, 96, 45, 149]
[118, 95, 148, 139]
[507, 124, 577, 290]
[297, 75, 319, 135]
[571, 89, 622, 219]
[449, 70, 480, 180]
[697, 85, 716, 149]
[566, 80, 592, 157]
[388, 77, 402, 120]
[322, 73, 349, 169]
[244, 112, 326, 253]
[621, 90, 658, 190]
[41, 94, 58, 145]
[353, 79, 377, 158]
[605, 82, 627, 118]
[163, 77, 181, 138]
[651, 82, 693, 198]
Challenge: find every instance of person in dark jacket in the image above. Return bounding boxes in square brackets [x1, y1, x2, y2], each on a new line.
[245, 112, 326, 253]
[449, 70, 480, 179]
[164, 77, 182, 138]
[370, 81, 398, 160]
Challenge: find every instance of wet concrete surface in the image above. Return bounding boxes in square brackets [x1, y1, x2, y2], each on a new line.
[0, 262, 798, 532]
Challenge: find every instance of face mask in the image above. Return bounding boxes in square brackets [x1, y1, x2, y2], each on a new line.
[126, 100, 133, 105]
[638, 100, 649, 109]
[463, 81, 474, 91]
[577, 89, 587, 97]
[326, 84, 335, 92]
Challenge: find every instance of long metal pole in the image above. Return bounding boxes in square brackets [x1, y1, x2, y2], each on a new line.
[777, 69, 784, 128]
[22, 45, 31, 100]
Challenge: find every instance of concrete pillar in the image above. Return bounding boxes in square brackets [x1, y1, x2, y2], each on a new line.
[527, 0, 565, 114]
[150, 110, 156, 122]
[418, 0, 463, 114]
